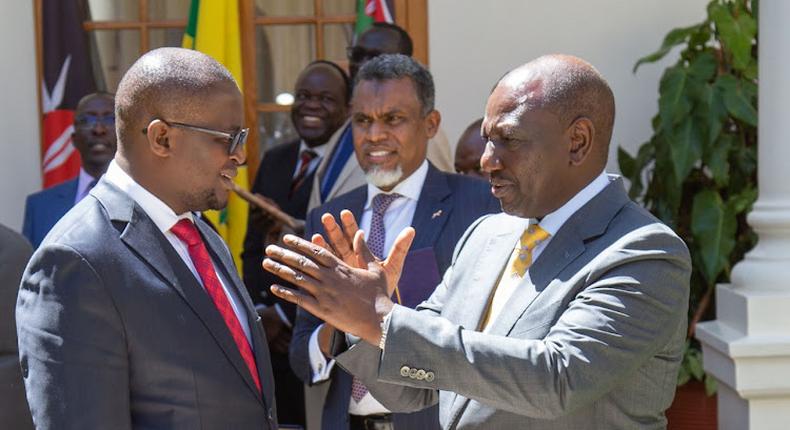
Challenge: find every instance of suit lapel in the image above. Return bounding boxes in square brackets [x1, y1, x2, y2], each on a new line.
[54, 179, 79, 214]
[197, 220, 273, 405]
[410, 165, 453, 250]
[93, 181, 264, 403]
[488, 177, 631, 337]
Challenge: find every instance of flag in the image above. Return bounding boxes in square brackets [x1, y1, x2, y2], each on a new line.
[355, 0, 394, 36]
[183, 0, 249, 273]
[40, 0, 97, 188]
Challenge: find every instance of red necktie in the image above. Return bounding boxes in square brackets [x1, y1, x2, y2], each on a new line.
[170, 219, 261, 392]
[290, 149, 317, 195]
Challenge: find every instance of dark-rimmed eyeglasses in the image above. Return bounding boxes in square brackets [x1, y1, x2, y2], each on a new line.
[142, 119, 248, 155]
[75, 114, 115, 129]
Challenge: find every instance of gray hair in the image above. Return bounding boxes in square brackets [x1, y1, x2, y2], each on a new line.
[354, 53, 435, 116]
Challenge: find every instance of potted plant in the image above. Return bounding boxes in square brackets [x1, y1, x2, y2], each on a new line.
[619, 0, 758, 427]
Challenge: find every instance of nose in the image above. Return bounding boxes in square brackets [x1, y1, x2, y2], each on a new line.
[480, 140, 501, 173]
[93, 121, 110, 135]
[230, 141, 247, 166]
[367, 120, 387, 143]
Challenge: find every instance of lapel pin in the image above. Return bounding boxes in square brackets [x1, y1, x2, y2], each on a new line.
[431, 209, 443, 219]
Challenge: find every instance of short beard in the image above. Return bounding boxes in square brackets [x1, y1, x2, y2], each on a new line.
[365, 164, 404, 190]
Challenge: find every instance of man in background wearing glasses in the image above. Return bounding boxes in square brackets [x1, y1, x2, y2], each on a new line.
[22, 92, 116, 248]
[17, 47, 278, 429]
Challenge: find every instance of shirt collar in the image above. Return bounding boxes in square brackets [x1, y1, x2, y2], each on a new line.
[299, 139, 327, 158]
[103, 159, 194, 233]
[537, 170, 611, 236]
[364, 159, 429, 210]
[75, 168, 97, 197]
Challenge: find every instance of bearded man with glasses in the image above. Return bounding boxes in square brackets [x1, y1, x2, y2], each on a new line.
[22, 92, 116, 248]
[17, 47, 278, 429]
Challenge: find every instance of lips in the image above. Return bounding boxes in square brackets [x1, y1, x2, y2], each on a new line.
[366, 148, 396, 165]
[489, 176, 516, 199]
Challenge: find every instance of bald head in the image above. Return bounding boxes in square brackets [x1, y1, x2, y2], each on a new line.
[499, 54, 615, 164]
[115, 47, 239, 151]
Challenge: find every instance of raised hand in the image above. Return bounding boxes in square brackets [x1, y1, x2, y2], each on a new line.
[313, 211, 415, 296]
[263, 225, 414, 347]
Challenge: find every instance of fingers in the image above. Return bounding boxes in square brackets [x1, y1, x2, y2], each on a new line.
[339, 210, 360, 240]
[383, 227, 416, 273]
[270, 284, 318, 313]
[352, 229, 377, 268]
[311, 233, 329, 250]
[265, 244, 324, 278]
[281, 234, 339, 268]
[262, 254, 320, 297]
[321, 213, 354, 263]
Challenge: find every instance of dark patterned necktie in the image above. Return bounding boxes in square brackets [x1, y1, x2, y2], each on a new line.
[290, 149, 317, 195]
[350, 192, 402, 403]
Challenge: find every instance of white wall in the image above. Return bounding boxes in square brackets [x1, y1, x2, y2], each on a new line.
[0, 1, 41, 232]
[429, 0, 709, 173]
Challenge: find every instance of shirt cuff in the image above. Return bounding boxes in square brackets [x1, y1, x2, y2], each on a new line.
[379, 307, 394, 350]
[308, 323, 335, 383]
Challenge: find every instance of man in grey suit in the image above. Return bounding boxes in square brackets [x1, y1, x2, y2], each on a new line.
[262, 54, 691, 429]
[0, 223, 34, 429]
[16, 48, 278, 429]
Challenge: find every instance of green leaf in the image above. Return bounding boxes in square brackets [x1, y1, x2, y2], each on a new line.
[669, 118, 704, 185]
[677, 365, 691, 386]
[727, 187, 758, 215]
[687, 50, 717, 82]
[634, 25, 699, 73]
[659, 67, 693, 134]
[618, 146, 637, 179]
[717, 75, 758, 126]
[695, 82, 728, 145]
[704, 373, 718, 396]
[706, 133, 733, 187]
[691, 190, 737, 285]
[710, 2, 757, 71]
[687, 349, 705, 380]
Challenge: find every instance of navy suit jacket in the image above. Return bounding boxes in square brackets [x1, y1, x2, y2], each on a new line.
[22, 178, 78, 248]
[290, 163, 500, 430]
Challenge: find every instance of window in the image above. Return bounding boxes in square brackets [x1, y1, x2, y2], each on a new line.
[36, 0, 427, 181]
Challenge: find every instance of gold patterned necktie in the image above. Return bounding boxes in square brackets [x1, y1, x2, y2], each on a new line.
[510, 224, 550, 277]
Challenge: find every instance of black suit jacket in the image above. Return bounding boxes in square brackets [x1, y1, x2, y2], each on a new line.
[242, 139, 315, 320]
[290, 163, 500, 430]
[16, 180, 277, 429]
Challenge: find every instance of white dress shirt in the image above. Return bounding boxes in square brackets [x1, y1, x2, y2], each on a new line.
[308, 160, 430, 415]
[74, 168, 99, 204]
[482, 170, 612, 331]
[103, 160, 253, 344]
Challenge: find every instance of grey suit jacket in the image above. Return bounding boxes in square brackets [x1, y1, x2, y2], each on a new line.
[16, 180, 278, 430]
[0, 224, 34, 429]
[336, 177, 691, 429]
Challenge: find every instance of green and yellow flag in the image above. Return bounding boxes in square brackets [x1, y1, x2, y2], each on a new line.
[183, 0, 249, 273]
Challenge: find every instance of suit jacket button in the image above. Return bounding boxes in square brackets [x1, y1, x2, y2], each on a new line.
[408, 368, 418, 379]
[416, 369, 426, 380]
[400, 366, 410, 377]
[425, 371, 435, 382]
[20, 357, 28, 378]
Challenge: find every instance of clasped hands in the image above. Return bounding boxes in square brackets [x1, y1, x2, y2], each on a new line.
[262, 210, 415, 347]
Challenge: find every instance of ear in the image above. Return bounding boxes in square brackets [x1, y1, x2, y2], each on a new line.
[567, 116, 594, 166]
[145, 119, 173, 159]
[423, 110, 441, 139]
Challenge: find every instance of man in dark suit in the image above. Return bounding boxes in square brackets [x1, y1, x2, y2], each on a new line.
[242, 60, 350, 427]
[22, 92, 116, 248]
[17, 47, 277, 429]
[288, 54, 499, 430]
[0, 223, 33, 430]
